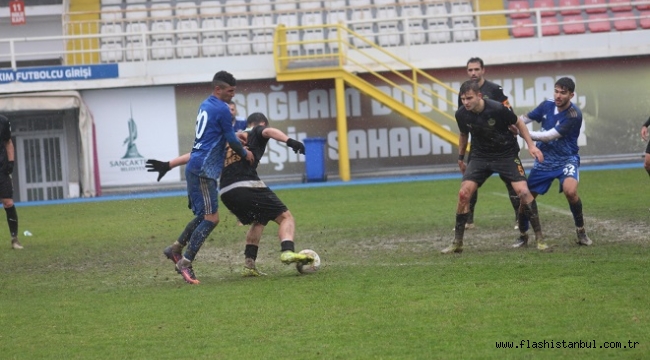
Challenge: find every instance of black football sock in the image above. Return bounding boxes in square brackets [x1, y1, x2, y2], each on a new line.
[569, 198, 585, 228]
[281, 240, 295, 253]
[454, 212, 470, 242]
[245, 244, 259, 261]
[5, 205, 18, 238]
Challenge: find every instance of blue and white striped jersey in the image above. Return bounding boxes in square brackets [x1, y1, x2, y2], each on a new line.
[528, 100, 582, 171]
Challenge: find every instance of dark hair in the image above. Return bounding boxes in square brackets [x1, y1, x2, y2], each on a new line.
[247, 112, 269, 127]
[459, 80, 481, 96]
[212, 71, 236, 88]
[466, 57, 484, 69]
[555, 77, 575, 93]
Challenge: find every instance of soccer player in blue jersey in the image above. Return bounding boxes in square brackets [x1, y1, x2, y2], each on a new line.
[641, 116, 650, 178]
[229, 101, 247, 132]
[163, 70, 255, 284]
[442, 80, 547, 254]
[512, 77, 592, 247]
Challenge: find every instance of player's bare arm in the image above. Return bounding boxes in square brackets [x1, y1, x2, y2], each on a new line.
[457, 132, 468, 174]
[261, 127, 305, 154]
[515, 118, 544, 163]
[642, 125, 649, 142]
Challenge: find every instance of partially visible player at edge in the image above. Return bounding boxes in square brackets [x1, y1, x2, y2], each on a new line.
[0, 115, 21, 249]
[147, 114, 313, 277]
[514, 77, 592, 247]
[442, 80, 547, 254]
[640, 116, 650, 178]
[458, 57, 521, 230]
[163, 70, 254, 285]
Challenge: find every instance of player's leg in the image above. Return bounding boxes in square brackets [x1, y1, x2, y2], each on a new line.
[273, 210, 312, 265]
[499, 173, 521, 229]
[465, 151, 476, 229]
[242, 223, 268, 276]
[442, 161, 483, 254]
[164, 213, 201, 266]
[466, 191, 477, 229]
[176, 175, 220, 284]
[511, 181, 547, 250]
[0, 176, 20, 249]
[221, 188, 269, 276]
[498, 158, 548, 250]
[560, 168, 592, 246]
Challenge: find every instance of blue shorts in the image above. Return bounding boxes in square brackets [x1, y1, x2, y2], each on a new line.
[186, 171, 219, 217]
[527, 164, 579, 195]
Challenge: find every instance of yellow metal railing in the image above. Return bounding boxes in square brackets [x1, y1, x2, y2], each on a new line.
[274, 23, 459, 124]
[273, 23, 462, 181]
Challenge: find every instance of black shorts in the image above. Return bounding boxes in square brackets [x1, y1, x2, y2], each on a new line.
[0, 173, 13, 199]
[645, 141, 650, 154]
[220, 187, 288, 226]
[462, 157, 527, 187]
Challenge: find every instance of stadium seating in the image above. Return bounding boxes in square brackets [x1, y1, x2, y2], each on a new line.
[401, 1, 426, 45]
[584, 0, 607, 14]
[559, 0, 581, 15]
[508, 1, 532, 19]
[562, 14, 587, 33]
[533, 0, 557, 17]
[613, 12, 638, 30]
[541, 16, 561, 35]
[512, 18, 536, 37]
[88, 0, 650, 63]
[587, 13, 612, 32]
[640, 11, 650, 28]
[609, 0, 633, 12]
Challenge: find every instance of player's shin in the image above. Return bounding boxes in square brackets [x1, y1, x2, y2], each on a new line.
[569, 198, 584, 228]
[521, 200, 542, 238]
[454, 212, 470, 242]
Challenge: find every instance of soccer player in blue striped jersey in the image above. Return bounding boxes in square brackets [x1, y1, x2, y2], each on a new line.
[514, 77, 592, 247]
[167, 70, 254, 284]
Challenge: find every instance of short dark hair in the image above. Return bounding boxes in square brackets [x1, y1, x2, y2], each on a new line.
[555, 77, 575, 93]
[212, 71, 236, 88]
[459, 80, 481, 96]
[466, 57, 484, 69]
[247, 112, 269, 127]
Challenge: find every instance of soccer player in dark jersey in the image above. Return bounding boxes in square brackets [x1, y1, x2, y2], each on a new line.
[515, 77, 592, 247]
[162, 71, 254, 285]
[148, 113, 313, 277]
[0, 115, 21, 250]
[641, 116, 650, 178]
[441, 80, 547, 254]
[220, 112, 312, 276]
[457, 57, 520, 230]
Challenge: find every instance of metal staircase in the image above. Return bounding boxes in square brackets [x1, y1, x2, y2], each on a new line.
[273, 23, 460, 181]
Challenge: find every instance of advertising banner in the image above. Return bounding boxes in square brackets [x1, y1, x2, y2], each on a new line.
[82, 86, 180, 186]
[174, 57, 649, 179]
[0, 64, 119, 84]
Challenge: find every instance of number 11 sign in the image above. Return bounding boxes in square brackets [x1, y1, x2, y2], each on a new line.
[10, 0, 26, 26]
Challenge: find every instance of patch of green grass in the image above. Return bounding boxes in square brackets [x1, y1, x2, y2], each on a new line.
[0, 169, 648, 359]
